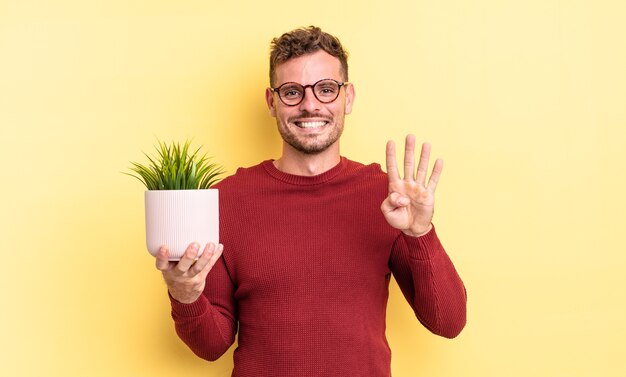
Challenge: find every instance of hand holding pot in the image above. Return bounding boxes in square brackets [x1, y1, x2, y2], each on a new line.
[156, 242, 224, 304]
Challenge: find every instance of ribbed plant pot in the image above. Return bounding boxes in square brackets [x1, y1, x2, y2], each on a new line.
[145, 189, 219, 261]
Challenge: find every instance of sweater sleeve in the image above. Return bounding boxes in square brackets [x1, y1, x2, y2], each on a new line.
[169, 254, 238, 361]
[389, 225, 467, 338]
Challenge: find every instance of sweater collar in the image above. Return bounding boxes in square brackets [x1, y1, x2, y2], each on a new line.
[261, 157, 348, 186]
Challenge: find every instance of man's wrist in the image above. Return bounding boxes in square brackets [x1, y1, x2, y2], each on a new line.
[168, 288, 202, 305]
[402, 223, 433, 238]
[169, 291, 208, 317]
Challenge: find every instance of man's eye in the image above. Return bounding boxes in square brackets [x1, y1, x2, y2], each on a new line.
[317, 86, 337, 96]
[283, 89, 302, 98]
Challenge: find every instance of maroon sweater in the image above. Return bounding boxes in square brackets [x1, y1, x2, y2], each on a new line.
[169, 157, 466, 376]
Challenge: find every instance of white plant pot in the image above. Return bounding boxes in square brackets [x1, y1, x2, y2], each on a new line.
[144, 189, 219, 261]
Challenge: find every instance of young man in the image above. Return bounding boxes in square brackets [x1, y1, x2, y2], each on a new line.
[156, 26, 467, 376]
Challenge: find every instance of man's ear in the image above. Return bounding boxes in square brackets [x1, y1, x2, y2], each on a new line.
[265, 88, 277, 117]
[344, 83, 355, 115]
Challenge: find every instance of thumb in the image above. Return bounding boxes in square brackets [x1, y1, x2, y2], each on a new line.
[381, 192, 409, 213]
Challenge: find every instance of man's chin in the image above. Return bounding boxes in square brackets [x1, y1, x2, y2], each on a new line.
[287, 139, 334, 155]
[278, 123, 343, 155]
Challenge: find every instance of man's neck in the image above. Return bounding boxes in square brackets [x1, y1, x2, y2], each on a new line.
[273, 144, 341, 176]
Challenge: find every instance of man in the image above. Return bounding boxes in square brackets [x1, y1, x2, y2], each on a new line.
[156, 26, 466, 376]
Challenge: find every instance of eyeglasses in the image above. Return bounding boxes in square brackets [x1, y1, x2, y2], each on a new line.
[271, 79, 347, 106]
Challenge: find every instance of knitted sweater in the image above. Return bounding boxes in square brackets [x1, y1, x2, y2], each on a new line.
[169, 157, 467, 376]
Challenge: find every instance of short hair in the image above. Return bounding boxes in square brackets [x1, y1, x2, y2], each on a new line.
[269, 26, 349, 86]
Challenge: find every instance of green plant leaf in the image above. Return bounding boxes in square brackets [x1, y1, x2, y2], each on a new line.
[125, 139, 224, 190]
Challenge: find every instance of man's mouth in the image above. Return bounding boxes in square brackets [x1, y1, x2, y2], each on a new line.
[294, 120, 328, 128]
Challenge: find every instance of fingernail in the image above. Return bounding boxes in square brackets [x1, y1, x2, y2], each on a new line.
[192, 242, 199, 251]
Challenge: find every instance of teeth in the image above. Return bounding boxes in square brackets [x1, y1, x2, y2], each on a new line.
[298, 121, 325, 128]
[298, 121, 326, 128]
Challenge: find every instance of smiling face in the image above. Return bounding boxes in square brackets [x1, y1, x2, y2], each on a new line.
[265, 50, 355, 155]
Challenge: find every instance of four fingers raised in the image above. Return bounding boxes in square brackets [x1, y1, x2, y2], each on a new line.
[386, 134, 443, 190]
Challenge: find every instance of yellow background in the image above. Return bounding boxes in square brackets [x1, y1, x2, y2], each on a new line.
[2, 1, 625, 376]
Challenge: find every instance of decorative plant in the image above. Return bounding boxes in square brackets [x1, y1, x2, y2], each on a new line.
[125, 140, 224, 190]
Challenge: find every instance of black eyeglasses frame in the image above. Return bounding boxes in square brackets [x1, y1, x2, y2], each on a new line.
[271, 78, 347, 106]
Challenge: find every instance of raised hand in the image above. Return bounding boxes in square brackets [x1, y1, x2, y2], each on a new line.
[156, 242, 224, 304]
[381, 134, 443, 237]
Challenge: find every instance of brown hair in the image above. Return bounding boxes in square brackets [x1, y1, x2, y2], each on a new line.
[269, 26, 349, 86]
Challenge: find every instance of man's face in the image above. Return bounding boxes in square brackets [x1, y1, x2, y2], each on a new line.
[265, 50, 354, 155]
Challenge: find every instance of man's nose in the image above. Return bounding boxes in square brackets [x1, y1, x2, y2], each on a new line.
[298, 87, 322, 112]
